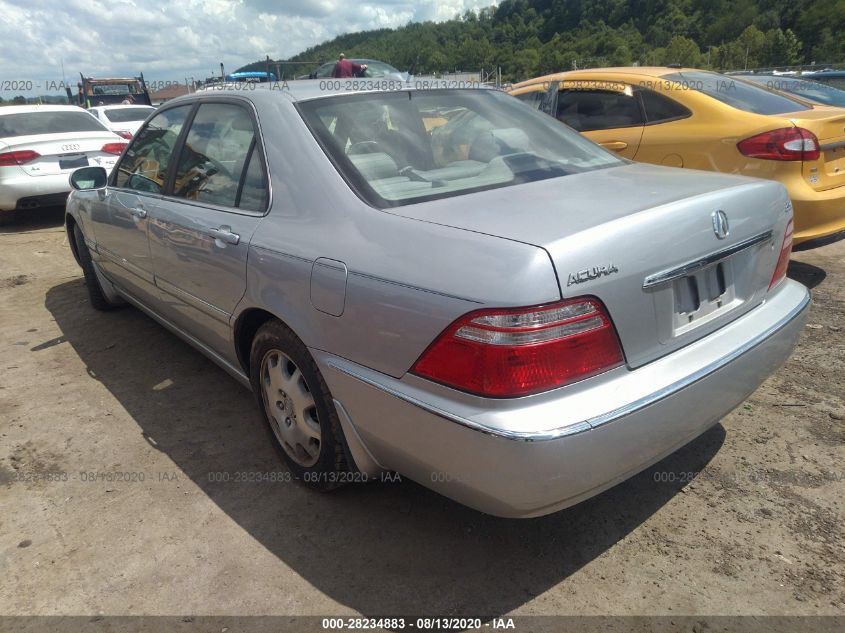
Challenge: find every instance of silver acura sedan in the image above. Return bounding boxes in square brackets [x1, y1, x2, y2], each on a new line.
[64, 82, 809, 518]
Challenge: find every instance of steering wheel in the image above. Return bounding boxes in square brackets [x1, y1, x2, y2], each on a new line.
[347, 141, 381, 155]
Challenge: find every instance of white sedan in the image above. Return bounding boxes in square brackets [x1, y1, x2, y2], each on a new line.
[0, 105, 127, 224]
[87, 104, 156, 139]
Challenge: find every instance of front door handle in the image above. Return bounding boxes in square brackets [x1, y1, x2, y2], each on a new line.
[208, 226, 240, 245]
[129, 206, 147, 219]
[600, 141, 629, 152]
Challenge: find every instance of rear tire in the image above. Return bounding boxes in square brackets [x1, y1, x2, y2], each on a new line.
[250, 319, 349, 490]
[73, 224, 122, 311]
[0, 209, 18, 226]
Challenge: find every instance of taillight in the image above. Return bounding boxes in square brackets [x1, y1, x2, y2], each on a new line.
[411, 297, 624, 398]
[0, 149, 41, 166]
[115, 130, 133, 140]
[101, 142, 128, 155]
[769, 218, 794, 290]
[738, 127, 820, 161]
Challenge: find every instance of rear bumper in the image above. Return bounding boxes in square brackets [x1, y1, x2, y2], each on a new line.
[316, 279, 810, 518]
[0, 172, 71, 211]
[789, 184, 845, 247]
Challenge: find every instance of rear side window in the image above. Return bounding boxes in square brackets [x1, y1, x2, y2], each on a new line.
[171, 103, 267, 211]
[113, 105, 192, 193]
[639, 89, 691, 123]
[662, 71, 810, 114]
[556, 89, 644, 131]
[0, 110, 107, 137]
[103, 107, 155, 123]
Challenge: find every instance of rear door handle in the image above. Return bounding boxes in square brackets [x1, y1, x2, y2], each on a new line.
[208, 226, 240, 245]
[600, 141, 628, 152]
[129, 206, 147, 219]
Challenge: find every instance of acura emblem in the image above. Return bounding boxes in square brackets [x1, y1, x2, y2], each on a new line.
[712, 210, 729, 240]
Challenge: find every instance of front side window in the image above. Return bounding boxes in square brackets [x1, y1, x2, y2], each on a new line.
[662, 71, 810, 115]
[112, 105, 191, 193]
[556, 89, 644, 131]
[298, 89, 622, 207]
[171, 103, 266, 210]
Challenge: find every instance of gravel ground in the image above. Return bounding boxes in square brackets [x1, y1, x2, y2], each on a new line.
[1, 208, 843, 623]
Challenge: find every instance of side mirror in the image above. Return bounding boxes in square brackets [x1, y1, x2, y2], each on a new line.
[70, 166, 108, 190]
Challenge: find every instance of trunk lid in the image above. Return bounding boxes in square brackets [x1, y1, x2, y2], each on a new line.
[1, 131, 124, 176]
[785, 107, 845, 191]
[390, 163, 790, 368]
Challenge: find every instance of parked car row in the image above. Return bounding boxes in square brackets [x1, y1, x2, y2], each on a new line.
[62, 75, 810, 517]
[0, 104, 155, 224]
[509, 67, 845, 250]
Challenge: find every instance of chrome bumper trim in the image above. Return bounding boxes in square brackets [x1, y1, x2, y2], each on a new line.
[327, 289, 810, 442]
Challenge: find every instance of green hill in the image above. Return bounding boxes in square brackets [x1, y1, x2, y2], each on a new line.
[237, 0, 845, 82]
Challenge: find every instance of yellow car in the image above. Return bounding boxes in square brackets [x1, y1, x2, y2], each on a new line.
[510, 68, 845, 249]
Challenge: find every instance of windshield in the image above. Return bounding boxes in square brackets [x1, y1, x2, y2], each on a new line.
[741, 76, 845, 108]
[662, 71, 811, 115]
[103, 107, 156, 123]
[298, 89, 622, 207]
[0, 110, 108, 137]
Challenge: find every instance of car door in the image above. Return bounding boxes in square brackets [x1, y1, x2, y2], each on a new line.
[549, 80, 644, 159]
[87, 104, 192, 304]
[148, 99, 269, 359]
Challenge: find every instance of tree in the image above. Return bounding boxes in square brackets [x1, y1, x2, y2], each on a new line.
[662, 35, 702, 66]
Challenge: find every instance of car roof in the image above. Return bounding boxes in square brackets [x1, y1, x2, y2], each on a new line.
[190, 80, 495, 104]
[91, 104, 156, 110]
[0, 105, 89, 115]
[511, 66, 703, 88]
[803, 70, 845, 77]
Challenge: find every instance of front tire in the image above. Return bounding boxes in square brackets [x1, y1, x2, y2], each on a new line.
[73, 224, 122, 311]
[250, 320, 348, 489]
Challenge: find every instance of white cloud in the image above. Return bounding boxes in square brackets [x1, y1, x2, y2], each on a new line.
[0, 0, 497, 96]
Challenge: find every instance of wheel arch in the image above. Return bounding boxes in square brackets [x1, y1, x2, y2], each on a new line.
[65, 213, 82, 266]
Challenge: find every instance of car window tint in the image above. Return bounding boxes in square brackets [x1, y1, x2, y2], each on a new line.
[662, 71, 810, 114]
[741, 76, 845, 108]
[112, 105, 191, 193]
[639, 88, 691, 123]
[513, 87, 546, 110]
[171, 103, 258, 209]
[556, 89, 643, 131]
[0, 110, 107, 137]
[103, 107, 155, 123]
[237, 142, 268, 212]
[299, 89, 622, 207]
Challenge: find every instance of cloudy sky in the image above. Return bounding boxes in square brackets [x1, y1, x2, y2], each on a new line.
[0, 0, 495, 96]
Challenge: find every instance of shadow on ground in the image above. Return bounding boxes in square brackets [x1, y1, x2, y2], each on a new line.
[788, 260, 826, 290]
[0, 206, 65, 233]
[44, 279, 725, 616]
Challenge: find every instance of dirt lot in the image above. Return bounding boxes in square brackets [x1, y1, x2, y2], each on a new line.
[1, 208, 843, 622]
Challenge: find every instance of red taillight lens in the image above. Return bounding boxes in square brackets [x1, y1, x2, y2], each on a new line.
[101, 142, 128, 155]
[115, 130, 133, 140]
[411, 297, 624, 398]
[769, 218, 794, 290]
[738, 127, 819, 161]
[0, 149, 41, 166]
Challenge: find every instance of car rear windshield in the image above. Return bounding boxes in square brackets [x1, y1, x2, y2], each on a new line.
[103, 107, 155, 123]
[740, 76, 845, 108]
[298, 89, 622, 207]
[0, 111, 108, 137]
[662, 71, 811, 114]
